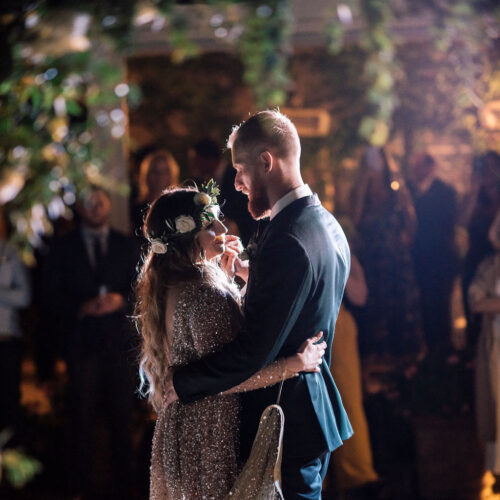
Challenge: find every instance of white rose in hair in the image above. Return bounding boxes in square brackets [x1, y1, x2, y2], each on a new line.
[175, 215, 196, 233]
[194, 192, 211, 207]
[151, 239, 167, 254]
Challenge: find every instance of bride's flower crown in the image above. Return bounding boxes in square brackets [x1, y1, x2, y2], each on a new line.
[149, 180, 221, 254]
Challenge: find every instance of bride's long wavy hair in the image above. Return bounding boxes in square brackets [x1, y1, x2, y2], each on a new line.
[134, 186, 239, 412]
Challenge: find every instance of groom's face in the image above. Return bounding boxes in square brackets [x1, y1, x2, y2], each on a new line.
[232, 147, 270, 220]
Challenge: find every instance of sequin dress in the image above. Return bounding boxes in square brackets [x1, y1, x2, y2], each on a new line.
[150, 281, 288, 500]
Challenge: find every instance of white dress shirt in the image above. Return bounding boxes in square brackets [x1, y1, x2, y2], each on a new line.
[270, 184, 313, 220]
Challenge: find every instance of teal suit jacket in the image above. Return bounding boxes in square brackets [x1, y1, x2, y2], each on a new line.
[174, 195, 353, 458]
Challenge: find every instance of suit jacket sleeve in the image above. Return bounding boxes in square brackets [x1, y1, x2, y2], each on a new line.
[173, 232, 313, 403]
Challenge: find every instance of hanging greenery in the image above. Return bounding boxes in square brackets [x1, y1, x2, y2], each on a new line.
[0, 1, 499, 260]
[238, 0, 292, 106]
[0, 29, 141, 262]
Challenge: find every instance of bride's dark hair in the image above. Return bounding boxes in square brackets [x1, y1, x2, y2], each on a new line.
[134, 187, 239, 411]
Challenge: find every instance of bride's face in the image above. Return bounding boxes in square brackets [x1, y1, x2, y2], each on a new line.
[197, 218, 228, 260]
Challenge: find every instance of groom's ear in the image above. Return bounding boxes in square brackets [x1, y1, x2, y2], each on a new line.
[259, 151, 273, 173]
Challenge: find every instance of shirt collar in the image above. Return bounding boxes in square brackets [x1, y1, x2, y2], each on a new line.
[270, 184, 313, 220]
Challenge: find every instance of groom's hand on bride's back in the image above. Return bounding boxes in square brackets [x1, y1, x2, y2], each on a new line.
[164, 367, 179, 408]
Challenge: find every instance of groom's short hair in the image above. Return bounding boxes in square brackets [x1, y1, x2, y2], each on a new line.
[227, 109, 301, 160]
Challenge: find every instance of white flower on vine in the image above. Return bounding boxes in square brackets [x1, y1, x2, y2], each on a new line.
[175, 215, 196, 233]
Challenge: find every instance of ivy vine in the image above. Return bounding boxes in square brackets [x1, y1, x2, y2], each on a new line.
[0, 1, 499, 259]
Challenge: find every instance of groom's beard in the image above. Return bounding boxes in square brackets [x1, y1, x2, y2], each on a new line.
[248, 181, 270, 220]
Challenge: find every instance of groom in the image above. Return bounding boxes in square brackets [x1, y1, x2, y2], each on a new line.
[170, 110, 352, 499]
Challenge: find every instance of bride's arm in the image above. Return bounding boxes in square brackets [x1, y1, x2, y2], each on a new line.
[221, 332, 325, 394]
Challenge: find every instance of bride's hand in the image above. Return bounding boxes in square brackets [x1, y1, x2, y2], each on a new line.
[220, 235, 249, 282]
[164, 367, 179, 408]
[287, 332, 326, 374]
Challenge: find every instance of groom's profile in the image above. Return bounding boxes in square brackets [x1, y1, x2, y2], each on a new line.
[170, 109, 352, 499]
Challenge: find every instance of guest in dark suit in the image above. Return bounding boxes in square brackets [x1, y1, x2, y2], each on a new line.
[45, 187, 138, 499]
[168, 110, 352, 499]
[408, 153, 458, 355]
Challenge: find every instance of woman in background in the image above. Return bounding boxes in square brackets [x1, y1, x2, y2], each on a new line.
[469, 210, 500, 494]
[352, 146, 420, 358]
[131, 149, 180, 239]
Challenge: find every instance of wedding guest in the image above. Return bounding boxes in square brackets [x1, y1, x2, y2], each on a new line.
[469, 210, 500, 494]
[45, 187, 138, 499]
[130, 149, 180, 239]
[353, 146, 420, 357]
[408, 153, 458, 355]
[0, 236, 30, 441]
[462, 152, 500, 348]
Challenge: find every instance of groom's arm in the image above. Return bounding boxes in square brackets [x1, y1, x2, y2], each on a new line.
[173, 233, 313, 403]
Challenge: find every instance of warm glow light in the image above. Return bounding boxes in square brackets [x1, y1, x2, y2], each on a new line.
[135, 7, 157, 26]
[0, 171, 25, 204]
[52, 125, 68, 142]
[69, 35, 91, 52]
[454, 317, 467, 329]
[390, 181, 400, 191]
[480, 101, 500, 131]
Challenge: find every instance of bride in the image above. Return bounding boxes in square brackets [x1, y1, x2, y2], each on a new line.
[134, 184, 325, 499]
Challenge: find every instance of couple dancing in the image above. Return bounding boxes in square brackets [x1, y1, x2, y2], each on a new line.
[135, 110, 353, 499]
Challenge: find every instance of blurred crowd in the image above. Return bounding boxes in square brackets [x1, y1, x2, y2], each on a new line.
[0, 141, 499, 499]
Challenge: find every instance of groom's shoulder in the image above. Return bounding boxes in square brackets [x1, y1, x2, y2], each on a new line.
[290, 203, 339, 235]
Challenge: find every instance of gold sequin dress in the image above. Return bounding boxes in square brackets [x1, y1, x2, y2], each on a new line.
[150, 281, 287, 500]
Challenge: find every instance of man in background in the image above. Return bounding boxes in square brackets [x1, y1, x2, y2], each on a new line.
[45, 187, 138, 499]
[408, 153, 458, 355]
